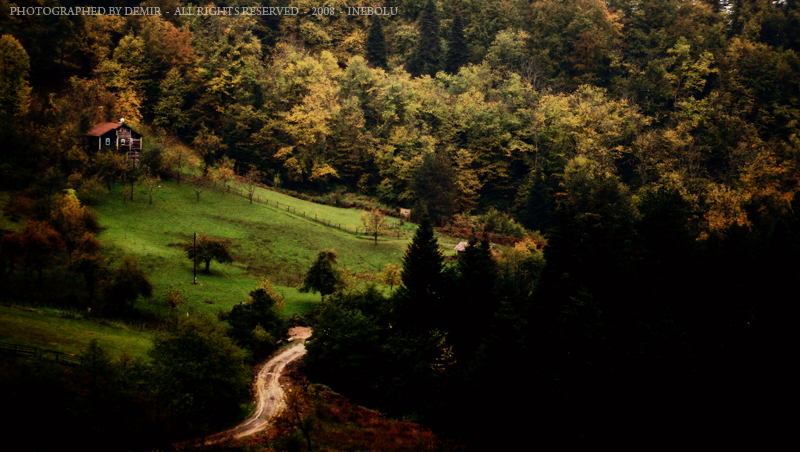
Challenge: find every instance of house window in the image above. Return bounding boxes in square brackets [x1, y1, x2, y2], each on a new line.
[121, 139, 126, 145]
[105, 138, 110, 146]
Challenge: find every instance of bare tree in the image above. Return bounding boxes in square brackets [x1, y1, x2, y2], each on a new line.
[211, 155, 236, 193]
[167, 145, 199, 185]
[140, 165, 161, 204]
[521, 58, 552, 92]
[360, 210, 388, 245]
[240, 165, 264, 204]
[191, 172, 211, 202]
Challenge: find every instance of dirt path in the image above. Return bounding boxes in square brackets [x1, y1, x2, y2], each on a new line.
[176, 327, 312, 448]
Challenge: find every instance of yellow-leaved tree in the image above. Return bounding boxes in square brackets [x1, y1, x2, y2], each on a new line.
[0, 34, 32, 117]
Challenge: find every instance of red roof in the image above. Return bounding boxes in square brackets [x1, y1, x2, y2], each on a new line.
[86, 122, 124, 137]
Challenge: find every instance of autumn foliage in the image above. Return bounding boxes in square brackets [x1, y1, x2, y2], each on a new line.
[1, 220, 64, 281]
[266, 382, 443, 452]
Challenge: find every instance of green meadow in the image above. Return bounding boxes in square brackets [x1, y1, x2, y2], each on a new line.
[95, 180, 462, 316]
[0, 182, 465, 357]
[0, 305, 152, 359]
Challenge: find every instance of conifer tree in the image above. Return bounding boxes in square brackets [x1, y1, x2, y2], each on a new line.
[445, 11, 468, 74]
[300, 250, 343, 301]
[366, 14, 388, 69]
[393, 214, 446, 331]
[407, 0, 442, 77]
[452, 238, 497, 348]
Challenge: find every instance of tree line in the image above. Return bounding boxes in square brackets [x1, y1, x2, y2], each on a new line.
[3, 0, 798, 233]
[301, 201, 796, 445]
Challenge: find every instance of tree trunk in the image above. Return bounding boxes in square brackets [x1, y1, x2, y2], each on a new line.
[205, 260, 211, 273]
[374, 231, 378, 244]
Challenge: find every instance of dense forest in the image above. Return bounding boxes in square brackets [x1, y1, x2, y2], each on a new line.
[1, 0, 797, 449]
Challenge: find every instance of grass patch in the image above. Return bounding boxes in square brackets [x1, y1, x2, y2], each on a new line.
[94, 181, 463, 316]
[0, 304, 152, 359]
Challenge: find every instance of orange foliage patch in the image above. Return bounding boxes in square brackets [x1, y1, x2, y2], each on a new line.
[246, 384, 444, 452]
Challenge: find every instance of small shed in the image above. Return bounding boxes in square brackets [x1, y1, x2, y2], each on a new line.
[399, 208, 411, 221]
[86, 119, 143, 167]
[454, 241, 469, 258]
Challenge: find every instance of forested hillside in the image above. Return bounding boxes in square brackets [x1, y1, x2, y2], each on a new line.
[1, 0, 797, 449]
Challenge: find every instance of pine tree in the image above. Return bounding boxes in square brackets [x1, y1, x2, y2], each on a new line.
[300, 250, 343, 301]
[445, 11, 468, 74]
[393, 214, 446, 331]
[407, 0, 442, 77]
[451, 237, 497, 356]
[366, 14, 388, 69]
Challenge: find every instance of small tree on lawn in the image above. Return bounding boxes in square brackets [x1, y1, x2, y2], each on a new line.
[164, 289, 186, 311]
[167, 145, 199, 185]
[191, 172, 211, 202]
[212, 155, 236, 193]
[359, 209, 388, 245]
[300, 250, 342, 301]
[381, 263, 402, 293]
[102, 256, 153, 312]
[240, 165, 263, 204]
[183, 234, 234, 274]
[140, 165, 161, 204]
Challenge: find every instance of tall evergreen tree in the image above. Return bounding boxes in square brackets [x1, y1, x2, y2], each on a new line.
[300, 250, 343, 301]
[445, 11, 468, 74]
[366, 14, 388, 69]
[407, 0, 442, 77]
[450, 237, 497, 357]
[393, 214, 446, 331]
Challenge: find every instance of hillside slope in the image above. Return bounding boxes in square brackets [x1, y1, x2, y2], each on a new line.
[95, 181, 461, 316]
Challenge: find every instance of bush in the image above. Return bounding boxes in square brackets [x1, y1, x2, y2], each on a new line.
[482, 207, 528, 238]
[149, 308, 250, 436]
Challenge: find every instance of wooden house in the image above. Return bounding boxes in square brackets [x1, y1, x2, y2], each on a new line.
[85, 119, 143, 167]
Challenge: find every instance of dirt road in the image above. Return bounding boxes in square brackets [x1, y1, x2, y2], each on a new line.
[177, 327, 311, 448]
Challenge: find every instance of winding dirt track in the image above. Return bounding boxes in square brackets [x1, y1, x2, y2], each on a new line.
[176, 327, 311, 449]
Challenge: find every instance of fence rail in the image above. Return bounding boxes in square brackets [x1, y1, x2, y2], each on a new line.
[0, 342, 81, 365]
[224, 185, 405, 239]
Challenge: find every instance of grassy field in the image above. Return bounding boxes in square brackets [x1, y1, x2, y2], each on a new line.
[0, 181, 466, 357]
[95, 181, 463, 316]
[0, 305, 152, 359]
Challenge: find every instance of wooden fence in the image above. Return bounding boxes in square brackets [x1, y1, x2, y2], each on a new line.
[224, 185, 405, 239]
[0, 342, 81, 365]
